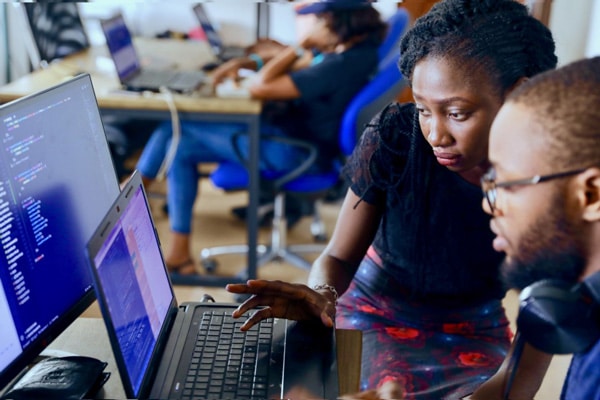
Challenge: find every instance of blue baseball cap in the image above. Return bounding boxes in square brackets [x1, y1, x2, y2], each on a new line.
[296, 0, 374, 15]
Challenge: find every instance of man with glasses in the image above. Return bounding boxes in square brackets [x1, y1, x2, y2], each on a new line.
[472, 56, 600, 399]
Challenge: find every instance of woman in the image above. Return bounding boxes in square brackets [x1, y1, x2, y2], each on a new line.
[226, 0, 558, 398]
[135, 0, 387, 278]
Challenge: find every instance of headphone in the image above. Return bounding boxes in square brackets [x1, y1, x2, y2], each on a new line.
[516, 270, 600, 354]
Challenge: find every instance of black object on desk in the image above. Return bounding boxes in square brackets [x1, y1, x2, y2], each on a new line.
[1, 356, 109, 399]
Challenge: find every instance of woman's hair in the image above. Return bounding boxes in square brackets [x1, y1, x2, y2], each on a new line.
[322, 6, 387, 46]
[398, 0, 557, 94]
[507, 56, 600, 170]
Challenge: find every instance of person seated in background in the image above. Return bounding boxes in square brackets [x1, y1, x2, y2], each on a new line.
[225, 0, 558, 398]
[135, 0, 387, 279]
[469, 56, 600, 400]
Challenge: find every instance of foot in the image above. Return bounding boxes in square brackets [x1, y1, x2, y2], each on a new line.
[166, 259, 198, 276]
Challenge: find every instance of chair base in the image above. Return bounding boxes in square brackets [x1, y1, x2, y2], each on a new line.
[200, 194, 327, 273]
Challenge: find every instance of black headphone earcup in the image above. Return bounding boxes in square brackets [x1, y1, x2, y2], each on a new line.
[517, 279, 600, 354]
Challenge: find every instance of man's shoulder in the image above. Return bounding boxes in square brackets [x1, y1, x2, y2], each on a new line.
[562, 339, 600, 399]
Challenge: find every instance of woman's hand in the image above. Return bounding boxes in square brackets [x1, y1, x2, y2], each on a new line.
[341, 381, 406, 400]
[211, 58, 248, 88]
[225, 279, 336, 330]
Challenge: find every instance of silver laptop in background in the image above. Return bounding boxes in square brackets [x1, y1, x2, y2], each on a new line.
[192, 3, 247, 63]
[100, 13, 206, 93]
[85, 170, 339, 399]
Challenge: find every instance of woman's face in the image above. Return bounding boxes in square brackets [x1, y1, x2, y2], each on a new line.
[411, 56, 504, 173]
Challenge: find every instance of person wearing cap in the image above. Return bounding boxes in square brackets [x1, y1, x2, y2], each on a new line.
[134, 1, 387, 279]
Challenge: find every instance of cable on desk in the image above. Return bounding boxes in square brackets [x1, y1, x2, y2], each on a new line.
[156, 86, 181, 181]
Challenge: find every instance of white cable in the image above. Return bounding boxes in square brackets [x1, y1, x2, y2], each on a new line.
[156, 86, 180, 181]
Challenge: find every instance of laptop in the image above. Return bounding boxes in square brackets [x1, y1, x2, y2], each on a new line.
[192, 4, 247, 63]
[85, 170, 339, 399]
[100, 13, 206, 93]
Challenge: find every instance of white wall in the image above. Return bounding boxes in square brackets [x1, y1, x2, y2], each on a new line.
[586, 0, 600, 57]
[4, 1, 599, 84]
[548, 0, 595, 66]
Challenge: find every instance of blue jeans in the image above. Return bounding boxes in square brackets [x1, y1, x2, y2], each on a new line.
[136, 120, 312, 233]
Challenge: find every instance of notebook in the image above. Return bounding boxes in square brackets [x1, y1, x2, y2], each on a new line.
[100, 13, 206, 93]
[192, 4, 247, 63]
[85, 170, 339, 399]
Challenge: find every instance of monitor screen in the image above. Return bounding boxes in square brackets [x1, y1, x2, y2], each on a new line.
[100, 14, 141, 83]
[0, 74, 120, 390]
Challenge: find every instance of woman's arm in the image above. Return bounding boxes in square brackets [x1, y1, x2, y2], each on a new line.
[226, 188, 383, 329]
[308, 189, 382, 301]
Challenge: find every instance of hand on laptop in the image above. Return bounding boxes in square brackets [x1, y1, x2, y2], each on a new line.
[342, 381, 406, 400]
[226, 279, 336, 331]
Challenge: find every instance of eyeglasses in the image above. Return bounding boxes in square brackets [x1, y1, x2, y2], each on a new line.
[481, 167, 587, 213]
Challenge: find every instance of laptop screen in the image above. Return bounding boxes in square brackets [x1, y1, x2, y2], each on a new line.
[100, 14, 141, 82]
[0, 74, 119, 389]
[192, 4, 223, 56]
[89, 179, 173, 396]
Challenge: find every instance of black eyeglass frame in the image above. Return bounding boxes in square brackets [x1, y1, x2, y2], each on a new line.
[481, 167, 588, 213]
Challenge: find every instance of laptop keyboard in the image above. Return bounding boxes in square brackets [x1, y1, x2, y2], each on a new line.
[181, 311, 273, 400]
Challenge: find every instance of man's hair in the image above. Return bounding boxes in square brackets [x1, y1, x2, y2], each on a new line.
[323, 6, 387, 45]
[507, 56, 600, 170]
[398, 0, 557, 95]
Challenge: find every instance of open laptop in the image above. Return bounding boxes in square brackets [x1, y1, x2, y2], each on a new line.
[85, 170, 339, 399]
[100, 13, 205, 93]
[192, 3, 247, 63]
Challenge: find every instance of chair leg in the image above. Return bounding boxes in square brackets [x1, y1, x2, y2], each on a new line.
[199, 192, 327, 273]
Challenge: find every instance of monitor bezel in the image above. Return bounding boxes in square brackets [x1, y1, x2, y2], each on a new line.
[0, 74, 117, 391]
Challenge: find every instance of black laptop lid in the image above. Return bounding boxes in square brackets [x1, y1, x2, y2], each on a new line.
[86, 171, 176, 398]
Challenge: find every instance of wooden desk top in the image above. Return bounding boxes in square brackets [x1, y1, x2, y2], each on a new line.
[0, 38, 261, 115]
[47, 317, 361, 398]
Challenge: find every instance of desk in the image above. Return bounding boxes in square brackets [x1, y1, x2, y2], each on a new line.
[45, 318, 362, 398]
[0, 38, 261, 287]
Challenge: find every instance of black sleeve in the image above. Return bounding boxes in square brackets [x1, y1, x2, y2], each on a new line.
[343, 102, 416, 205]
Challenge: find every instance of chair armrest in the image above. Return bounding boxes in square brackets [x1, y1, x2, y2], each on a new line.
[230, 132, 319, 190]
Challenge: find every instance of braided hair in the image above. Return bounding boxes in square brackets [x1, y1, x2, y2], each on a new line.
[398, 0, 557, 95]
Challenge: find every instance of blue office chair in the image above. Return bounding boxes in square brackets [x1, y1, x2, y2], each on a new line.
[201, 53, 407, 272]
[378, 7, 410, 66]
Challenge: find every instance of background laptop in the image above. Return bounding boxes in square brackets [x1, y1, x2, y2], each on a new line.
[192, 3, 247, 63]
[100, 13, 205, 93]
[86, 170, 339, 399]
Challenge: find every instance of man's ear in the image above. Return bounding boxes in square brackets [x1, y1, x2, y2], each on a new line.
[579, 167, 600, 222]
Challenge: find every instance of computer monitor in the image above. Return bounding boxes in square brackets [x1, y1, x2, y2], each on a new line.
[0, 74, 120, 390]
[23, 3, 90, 68]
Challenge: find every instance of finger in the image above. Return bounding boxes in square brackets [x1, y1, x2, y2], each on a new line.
[377, 381, 405, 400]
[239, 308, 274, 331]
[225, 283, 249, 294]
[232, 294, 277, 318]
[340, 389, 377, 400]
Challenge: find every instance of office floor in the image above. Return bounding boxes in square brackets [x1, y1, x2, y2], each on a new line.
[82, 174, 571, 399]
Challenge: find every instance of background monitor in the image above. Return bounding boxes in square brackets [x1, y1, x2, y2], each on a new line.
[0, 74, 119, 390]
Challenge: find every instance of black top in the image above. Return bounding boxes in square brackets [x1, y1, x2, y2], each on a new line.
[344, 102, 505, 306]
[264, 40, 379, 167]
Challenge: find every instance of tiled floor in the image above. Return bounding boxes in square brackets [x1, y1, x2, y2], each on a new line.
[82, 177, 571, 398]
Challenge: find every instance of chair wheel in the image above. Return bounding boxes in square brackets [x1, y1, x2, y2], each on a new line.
[201, 258, 218, 274]
[313, 233, 328, 243]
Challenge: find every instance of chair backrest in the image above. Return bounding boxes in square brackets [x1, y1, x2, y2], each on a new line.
[378, 8, 410, 66]
[23, 3, 90, 68]
[339, 54, 405, 157]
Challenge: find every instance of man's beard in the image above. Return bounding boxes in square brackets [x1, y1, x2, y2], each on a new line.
[501, 192, 586, 290]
